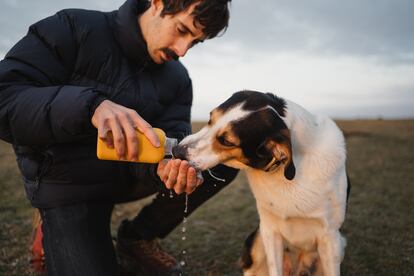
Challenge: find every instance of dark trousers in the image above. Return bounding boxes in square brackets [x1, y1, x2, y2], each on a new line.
[40, 164, 238, 276]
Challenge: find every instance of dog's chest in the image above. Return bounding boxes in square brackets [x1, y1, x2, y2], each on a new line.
[246, 172, 324, 218]
[246, 172, 329, 250]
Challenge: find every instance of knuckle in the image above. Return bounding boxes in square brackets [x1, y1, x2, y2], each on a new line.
[101, 117, 110, 124]
[126, 133, 137, 142]
[114, 136, 124, 144]
[127, 109, 138, 116]
[141, 123, 152, 130]
[117, 112, 128, 121]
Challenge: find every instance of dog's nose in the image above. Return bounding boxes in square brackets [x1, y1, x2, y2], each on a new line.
[172, 145, 188, 160]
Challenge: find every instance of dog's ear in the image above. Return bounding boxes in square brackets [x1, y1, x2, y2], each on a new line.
[284, 157, 296, 180]
[268, 131, 296, 180]
[255, 140, 271, 159]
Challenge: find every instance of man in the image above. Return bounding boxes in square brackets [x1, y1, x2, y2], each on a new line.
[0, 0, 238, 275]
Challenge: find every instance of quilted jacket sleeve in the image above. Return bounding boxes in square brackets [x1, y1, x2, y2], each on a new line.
[149, 60, 193, 142]
[0, 11, 106, 145]
[154, 77, 192, 141]
[133, 75, 192, 186]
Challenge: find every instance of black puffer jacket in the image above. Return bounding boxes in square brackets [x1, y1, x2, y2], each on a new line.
[0, 0, 193, 207]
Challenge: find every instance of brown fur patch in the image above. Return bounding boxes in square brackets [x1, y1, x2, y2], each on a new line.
[209, 109, 223, 125]
[211, 125, 249, 165]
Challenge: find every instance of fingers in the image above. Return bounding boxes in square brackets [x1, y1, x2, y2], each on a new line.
[160, 159, 202, 195]
[131, 113, 160, 147]
[160, 159, 173, 185]
[109, 117, 127, 159]
[175, 161, 189, 194]
[91, 100, 157, 161]
[97, 123, 114, 149]
[122, 116, 139, 161]
[157, 159, 169, 178]
[184, 167, 195, 194]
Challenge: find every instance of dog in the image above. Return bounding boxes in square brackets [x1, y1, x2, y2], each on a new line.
[173, 90, 350, 276]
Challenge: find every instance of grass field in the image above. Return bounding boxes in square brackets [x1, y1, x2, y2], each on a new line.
[0, 120, 413, 275]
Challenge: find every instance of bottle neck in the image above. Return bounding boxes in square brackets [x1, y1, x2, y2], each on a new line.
[164, 137, 178, 158]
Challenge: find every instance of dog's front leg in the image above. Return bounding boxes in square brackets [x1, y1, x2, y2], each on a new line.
[317, 230, 344, 276]
[259, 223, 284, 276]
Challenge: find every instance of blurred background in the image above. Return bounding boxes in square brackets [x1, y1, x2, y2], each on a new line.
[1, 1, 413, 275]
[1, 0, 413, 120]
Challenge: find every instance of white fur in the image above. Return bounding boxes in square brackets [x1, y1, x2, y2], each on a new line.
[245, 100, 347, 276]
[179, 98, 348, 276]
[180, 103, 251, 170]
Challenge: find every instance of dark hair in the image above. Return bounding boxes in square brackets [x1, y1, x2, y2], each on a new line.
[160, 0, 231, 39]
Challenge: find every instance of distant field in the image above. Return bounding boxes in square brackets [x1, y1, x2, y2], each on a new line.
[1, 120, 413, 275]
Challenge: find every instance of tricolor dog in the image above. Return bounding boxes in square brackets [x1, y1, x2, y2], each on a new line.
[173, 90, 350, 276]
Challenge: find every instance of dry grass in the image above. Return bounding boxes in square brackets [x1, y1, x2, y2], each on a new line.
[1, 120, 413, 275]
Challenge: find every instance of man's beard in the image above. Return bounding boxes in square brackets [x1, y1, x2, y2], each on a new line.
[161, 48, 179, 61]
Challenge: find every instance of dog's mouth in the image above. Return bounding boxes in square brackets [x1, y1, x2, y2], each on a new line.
[172, 145, 219, 172]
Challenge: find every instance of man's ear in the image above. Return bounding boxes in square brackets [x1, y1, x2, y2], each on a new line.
[151, 0, 164, 14]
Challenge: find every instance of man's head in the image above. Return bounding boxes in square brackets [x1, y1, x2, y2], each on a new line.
[140, 0, 231, 64]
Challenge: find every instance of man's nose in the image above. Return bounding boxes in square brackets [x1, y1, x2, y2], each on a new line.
[174, 39, 191, 57]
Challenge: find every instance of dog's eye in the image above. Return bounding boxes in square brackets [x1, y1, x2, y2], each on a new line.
[217, 135, 235, 147]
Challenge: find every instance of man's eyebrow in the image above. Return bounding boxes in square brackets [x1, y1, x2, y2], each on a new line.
[179, 21, 205, 41]
[179, 22, 195, 37]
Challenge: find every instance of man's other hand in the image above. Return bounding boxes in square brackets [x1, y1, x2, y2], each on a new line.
[91, 100, 160, 160]
[157, 159, 204, 194]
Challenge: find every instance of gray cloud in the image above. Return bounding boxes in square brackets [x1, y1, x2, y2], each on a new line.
[1, 0, 413, 64]
[225, 0, 414, 64]
[0, 0, 412, 119]
[0, 0, 123, 57]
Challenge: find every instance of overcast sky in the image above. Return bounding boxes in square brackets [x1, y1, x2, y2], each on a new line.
[1, 0, 413, 120]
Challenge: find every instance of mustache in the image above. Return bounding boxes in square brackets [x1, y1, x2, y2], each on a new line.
[162, 48, 179, 61]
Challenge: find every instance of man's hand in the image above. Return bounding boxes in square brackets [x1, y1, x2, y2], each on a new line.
[91, 100, 160, 160]
[157, 159, 204, 194]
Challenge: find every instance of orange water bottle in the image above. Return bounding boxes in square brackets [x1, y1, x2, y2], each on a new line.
[96, 128, 177, 163]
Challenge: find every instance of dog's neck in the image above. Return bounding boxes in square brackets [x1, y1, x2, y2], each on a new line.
[283, 100, 321, 155]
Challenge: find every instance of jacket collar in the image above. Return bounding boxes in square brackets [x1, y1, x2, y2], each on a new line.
[115, 0, 156, 68]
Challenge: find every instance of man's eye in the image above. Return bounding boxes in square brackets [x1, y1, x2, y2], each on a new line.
[177, 28, 186, 34]
[217, 135, 235, 147]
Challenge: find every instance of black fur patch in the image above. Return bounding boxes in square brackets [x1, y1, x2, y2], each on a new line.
[231, 107, 290, 170]
[217, 90, 287, 117]
[240, 227, 259, 269]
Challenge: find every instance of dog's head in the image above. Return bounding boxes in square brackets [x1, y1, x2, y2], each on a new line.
[174, 90, 296, 180]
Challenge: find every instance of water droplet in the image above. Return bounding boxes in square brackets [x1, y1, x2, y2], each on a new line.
[182, 250, 187, 255]
[214, 184, 217, 187]
[182, 236, 186, 241]
[169, 190, 174, 198]
[161, 193, 165, 197]
[180, 260, 186, 267]
[181, 227, 186, 233]
[184, 194, 189, 214]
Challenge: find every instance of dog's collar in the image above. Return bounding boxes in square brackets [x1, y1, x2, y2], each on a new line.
[263, 157, 282, 172]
